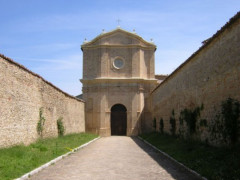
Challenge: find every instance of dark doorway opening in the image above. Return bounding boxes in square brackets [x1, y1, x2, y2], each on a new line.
[111, 104, 127, 136]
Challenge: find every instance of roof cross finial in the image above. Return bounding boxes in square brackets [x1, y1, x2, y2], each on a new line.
[117, 19, 121, 28]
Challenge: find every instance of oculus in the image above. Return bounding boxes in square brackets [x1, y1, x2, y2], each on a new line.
[113, 58, 124, 69]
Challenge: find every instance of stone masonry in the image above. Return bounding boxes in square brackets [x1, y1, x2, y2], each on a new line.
[81, 28, 158, 136]
[0, 55, 85, 148]
[144, 12, 240, 143]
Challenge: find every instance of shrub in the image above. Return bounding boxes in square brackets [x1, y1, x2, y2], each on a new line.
[210, 98, 240, 145]
[179, 104, 203, 138]
[57, 117, 65, 136]
[160, 118, 164, 134]
[169, 109, 176, 136]
[153, 118, 157, 132]
[221, 98, 240, 145]
[37, 107, 45, 138]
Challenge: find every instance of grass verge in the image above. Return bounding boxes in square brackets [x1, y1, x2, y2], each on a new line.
[140, 132, 240, 180]
[0, 133, 98, 180]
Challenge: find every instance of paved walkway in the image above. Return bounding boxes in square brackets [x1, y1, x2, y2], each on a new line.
[30, 136, 201, 180]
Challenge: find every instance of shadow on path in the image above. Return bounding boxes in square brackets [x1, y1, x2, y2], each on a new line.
[131, 137, 202, 180]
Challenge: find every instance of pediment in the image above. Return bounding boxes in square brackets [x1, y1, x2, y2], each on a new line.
[82, 28, 155, 48]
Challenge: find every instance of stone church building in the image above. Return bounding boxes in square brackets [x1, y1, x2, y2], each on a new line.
[81, 28, 162, 136]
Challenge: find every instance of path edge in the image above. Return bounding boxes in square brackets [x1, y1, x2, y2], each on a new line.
[15, 136, 100, 180]
[137, 136, 208, 180]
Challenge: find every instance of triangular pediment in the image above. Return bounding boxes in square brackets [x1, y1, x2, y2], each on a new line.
[82, 28, 155, 48]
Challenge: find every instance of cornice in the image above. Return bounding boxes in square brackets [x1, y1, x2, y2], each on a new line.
[81, 28, 156, 49]
[81, 44, 156, 51]
[80, 78, 158, 85]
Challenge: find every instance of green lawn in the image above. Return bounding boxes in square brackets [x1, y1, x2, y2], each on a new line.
[140, 132, 240, 180]
[0, 133, 98, 180]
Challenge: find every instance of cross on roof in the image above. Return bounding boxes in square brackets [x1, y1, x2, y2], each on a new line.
[117, 19, 121, 28]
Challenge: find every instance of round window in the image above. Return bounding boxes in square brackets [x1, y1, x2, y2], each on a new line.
[113, 58, 124, 69]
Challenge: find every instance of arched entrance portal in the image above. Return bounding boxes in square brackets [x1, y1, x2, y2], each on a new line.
[111, 104, 127, 136]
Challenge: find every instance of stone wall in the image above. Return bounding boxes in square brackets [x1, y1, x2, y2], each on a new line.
[145, 13, 240, 142]
[0, 55, 85, 148]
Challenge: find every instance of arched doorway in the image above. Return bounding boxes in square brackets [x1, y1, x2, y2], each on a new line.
[111, 104, 127, 136]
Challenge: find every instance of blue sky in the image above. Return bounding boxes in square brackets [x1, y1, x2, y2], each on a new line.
[1, 0, 239, 96]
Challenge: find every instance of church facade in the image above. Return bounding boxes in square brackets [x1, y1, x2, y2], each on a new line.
[81, 28, 159, 136]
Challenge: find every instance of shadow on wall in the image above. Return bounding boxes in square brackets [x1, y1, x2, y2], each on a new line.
[140, 97, 154, 134]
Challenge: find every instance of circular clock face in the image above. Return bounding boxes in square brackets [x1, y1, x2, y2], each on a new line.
[113, 58, 124, 69]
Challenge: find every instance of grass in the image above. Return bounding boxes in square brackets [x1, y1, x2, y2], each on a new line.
[0, 133, 98, 180]
[140, 132, 240, 180]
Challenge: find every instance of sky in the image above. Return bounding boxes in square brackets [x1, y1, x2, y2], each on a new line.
[0, 0, 239, 96]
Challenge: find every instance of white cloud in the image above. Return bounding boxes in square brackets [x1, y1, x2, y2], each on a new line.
[22, 54, 83, 71]
[11, 54, 83, 96]
[29, 43, 78, 52]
